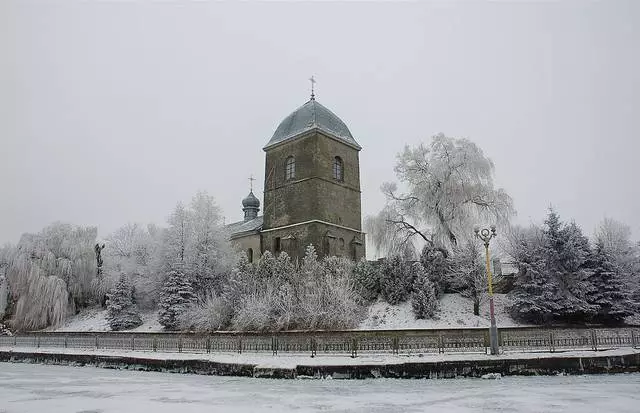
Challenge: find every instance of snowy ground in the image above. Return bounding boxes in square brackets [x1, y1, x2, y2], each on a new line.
[360, 293, 528, 329]
[52, 308, 163, 332]
[3, 346, 638, 369]
[1, 363, 639, 413]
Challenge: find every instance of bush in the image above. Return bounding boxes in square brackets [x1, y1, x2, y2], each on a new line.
[380, 256, 413, 305]
[178, 292, 231, 331]
[352, 258, 380, 302]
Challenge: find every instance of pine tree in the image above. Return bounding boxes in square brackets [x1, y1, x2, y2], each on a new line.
[419, 244, 449, 297]
[106, 273, 142, 331]
[379, 255, 413, 305]
[585, 239, 632, 324]
[158, 264, 197, 330]
[352, 258, 380, 302]
[411, 262, 438, 319]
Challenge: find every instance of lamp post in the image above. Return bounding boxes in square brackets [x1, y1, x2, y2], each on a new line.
[474, 225, 499, 356]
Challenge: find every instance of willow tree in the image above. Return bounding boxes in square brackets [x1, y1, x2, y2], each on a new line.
[4, 223, 98, 330]
[366, 133, 515, 256]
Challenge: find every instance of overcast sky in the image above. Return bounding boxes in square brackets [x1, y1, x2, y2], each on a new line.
[1, 1, 638, 256]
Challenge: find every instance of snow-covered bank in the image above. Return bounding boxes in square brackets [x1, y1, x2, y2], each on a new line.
[360, 293, 528, 330]
[52, 294, 526, 333]
[52, 308, 163, 333]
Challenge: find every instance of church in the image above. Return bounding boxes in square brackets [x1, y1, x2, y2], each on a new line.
[226, 90, 366, 263]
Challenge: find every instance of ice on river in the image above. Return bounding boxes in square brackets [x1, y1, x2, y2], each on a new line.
[0, 362, 639, 413]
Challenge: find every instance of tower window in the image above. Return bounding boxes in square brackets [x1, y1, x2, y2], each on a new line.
[333, 157, 343, 181]
[247, 248, 254, 263]
[285, 156, 295, 180]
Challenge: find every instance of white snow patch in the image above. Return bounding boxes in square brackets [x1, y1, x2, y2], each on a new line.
[52, 308, 163, 333]
[359, 293, 530, 330]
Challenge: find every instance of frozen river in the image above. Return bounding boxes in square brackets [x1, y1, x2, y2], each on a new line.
[0, 363, 638, 413]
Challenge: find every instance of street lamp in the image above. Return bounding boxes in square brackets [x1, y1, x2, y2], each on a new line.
[474, 225, 499, 356]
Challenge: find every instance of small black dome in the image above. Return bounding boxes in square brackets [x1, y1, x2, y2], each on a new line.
[242, 191, 260, 208]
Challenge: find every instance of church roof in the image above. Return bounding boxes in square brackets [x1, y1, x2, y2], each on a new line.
[242, 191, 260, 208]
[265, 98, 361, 150]
[226, 215, 263, 239]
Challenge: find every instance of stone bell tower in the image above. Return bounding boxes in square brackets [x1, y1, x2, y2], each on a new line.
[261, 91, 365, 261]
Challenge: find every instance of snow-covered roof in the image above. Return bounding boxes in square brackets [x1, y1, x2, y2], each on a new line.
[264, 98, 361, 150]
[226, 216, 263, 239]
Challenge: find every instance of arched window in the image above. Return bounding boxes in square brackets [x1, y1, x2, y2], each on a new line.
[333, 156, 343, 181]
[247, 248, 254, 263]
[285, 156, 295, 180]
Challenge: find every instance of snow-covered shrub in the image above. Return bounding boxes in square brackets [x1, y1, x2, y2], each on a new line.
[178, 292, 231, 332]
[379, 255, 413, 305]
[419, 244, 449, 297]
[158, 264, 197, 330]
[227, 245, 365, 331]
[352, 258, 380, 302]
[106, 273, 142, 331]
[411, 263, 438, 319]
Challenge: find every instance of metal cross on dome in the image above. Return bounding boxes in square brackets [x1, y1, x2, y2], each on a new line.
[249, 175, 255, 192]
[309, 75, 316, 100]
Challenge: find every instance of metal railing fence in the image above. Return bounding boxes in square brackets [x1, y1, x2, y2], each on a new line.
[1, 326, 638, 357]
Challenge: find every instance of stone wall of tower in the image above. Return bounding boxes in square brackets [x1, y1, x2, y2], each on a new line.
[262, 130, 365, 260]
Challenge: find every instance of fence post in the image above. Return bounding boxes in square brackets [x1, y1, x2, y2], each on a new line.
[36, 335, 40, 348]
[351, 338, 358, 358]
[272, 336, 277, 356]
[178, 336, 183, 353]
[237, 337, 242, 354]
[438, 335, 444, 354]
[206, 336, 211, 354]
[64, 335, 68, 349]
[310, 337, 317, 358]
[95, 335, 99, 350]
[392, 336, 399, 355]
[591, 330, 598, 351]
[152, 336, 157, 352]
[131, 336, 135, 351]
[549, 331, 555, 353]
[631, 330, 637, 349]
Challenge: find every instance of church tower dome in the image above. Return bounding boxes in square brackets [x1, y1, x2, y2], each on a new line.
[242, 191, 260, 222]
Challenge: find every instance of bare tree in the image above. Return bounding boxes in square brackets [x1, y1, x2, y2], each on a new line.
[366, 133, 515, 256]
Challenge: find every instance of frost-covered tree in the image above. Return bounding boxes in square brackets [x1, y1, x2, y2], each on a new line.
[449, 241, 486, 315]
[379, 255, 414, 305]
[106, 273, 142, 331]
[419, 244, 449, 297]
[411, 262, 438, 319]
[366, 133, 515, 256]
[585, 239, 633, 324]
[351, 258, 380, 302]
[158, 264, 198, 330]
[188, 191, 233, 293]
[165, 202, 191, 265]
[507, 210, 599, 324]
[3, 223, 98, 330]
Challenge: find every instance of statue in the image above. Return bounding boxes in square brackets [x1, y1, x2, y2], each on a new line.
[94, 243, 105, 274]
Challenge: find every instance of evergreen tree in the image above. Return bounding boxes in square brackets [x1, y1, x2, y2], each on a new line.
[585, 239, 632, 324]
[419, 244, 449, 297]
[158, 264, 197, 330]
[352, 258, 380, 302]
[106, 273, 142, 331]
[411, 262, 438, 319]
[379, 255, 413, 305]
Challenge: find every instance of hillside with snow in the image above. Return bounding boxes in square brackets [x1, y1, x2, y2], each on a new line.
[49, 293, 528, 333]
[359, 293, 528, 330]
